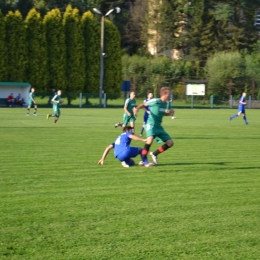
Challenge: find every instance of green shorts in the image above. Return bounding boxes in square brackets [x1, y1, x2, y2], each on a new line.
[145, 124, 171, 144]
[123, 114, 136, 125]
[28, 102, 36, 107]
[53, 107, 60, 115]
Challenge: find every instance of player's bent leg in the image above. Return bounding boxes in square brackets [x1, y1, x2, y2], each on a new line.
[150, 139, 173, 164]
[33, 105, 37, 116]
[54, 114, 60, 124]
[124, 158, 135, 166]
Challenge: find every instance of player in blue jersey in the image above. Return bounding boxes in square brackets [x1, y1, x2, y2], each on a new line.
[98, 126, 154, 167]
[140, 91, 153, 136]
[230, 92, 249, 125]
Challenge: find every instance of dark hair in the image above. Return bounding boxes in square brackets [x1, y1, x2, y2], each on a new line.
[123, 126, 133, 132]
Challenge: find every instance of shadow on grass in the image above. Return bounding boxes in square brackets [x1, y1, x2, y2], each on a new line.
[155, 162, 228, 167]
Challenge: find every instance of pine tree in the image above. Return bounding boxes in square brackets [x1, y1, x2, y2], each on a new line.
[25, 8, 48, 91]
[43, 8, 66, 92]
[0, 10, 7, 81]
[82, 10, 100, 94]
[103, 18, 122, 95]
[5, 10, 27, 82]
[63, 5, 85, 103]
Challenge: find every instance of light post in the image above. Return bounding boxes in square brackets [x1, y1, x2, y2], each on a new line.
[93, 7, 121, 107]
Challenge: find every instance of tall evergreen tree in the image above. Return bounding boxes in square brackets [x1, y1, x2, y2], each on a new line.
[43, 8, 66, 91]
[186, 0, 259, 63]
[0, 10, 7, 81]
[122, 0, 149, 54]
[82, 10, 100, 93]
[103, 18, 122, 94]
[156, 0, 187, 54]
[63, 5, 85, 98]
[5, 10, 27, 82]
[25, 8, 48, 91]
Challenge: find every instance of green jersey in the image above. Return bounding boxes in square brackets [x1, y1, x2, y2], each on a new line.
[146, 98, 167, 126]
[52, 94, 61, 114]
[124, 98, 136, 116]
[29, 92, 35, 103]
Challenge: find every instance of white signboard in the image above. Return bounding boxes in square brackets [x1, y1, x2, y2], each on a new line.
[186, 84, 205, 96]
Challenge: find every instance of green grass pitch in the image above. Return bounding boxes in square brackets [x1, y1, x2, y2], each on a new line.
[0, 107, 260, 259]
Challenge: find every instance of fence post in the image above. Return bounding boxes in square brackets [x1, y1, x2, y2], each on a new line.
[229, 95, 232, 108]
[249, 95, 252, 109]
[210, 95, 213, 108]
[104, 93, 106, 108]
[191, 95, 194, 109]
[79, 93, 82, 108]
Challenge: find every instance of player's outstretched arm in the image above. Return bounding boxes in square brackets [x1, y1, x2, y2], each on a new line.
[133, 103, 146, 116]
[98, 144, 113, 165]
[164, 108, 174, 116]
[129, 134, 147, 142]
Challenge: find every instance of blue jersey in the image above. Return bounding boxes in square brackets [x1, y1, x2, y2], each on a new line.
[112, 132, 132, 157]
[143, 99, 150, 123]
[239, 96, 246, 108]
[238, 96, 246, 113]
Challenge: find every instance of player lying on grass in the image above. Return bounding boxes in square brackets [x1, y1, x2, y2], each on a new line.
[98, 126, 154, 167]
[134, 87, 174, 166]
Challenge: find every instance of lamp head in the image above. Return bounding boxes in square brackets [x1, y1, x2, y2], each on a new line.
[115, 7, 121, 14]
[93, 8, 103, 15]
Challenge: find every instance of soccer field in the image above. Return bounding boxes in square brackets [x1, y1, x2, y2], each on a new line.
[1, 108, 260, 259]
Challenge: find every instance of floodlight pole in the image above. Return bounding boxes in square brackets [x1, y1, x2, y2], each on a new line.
[93, 7, 121, 107]
[100, 15, 104, 108]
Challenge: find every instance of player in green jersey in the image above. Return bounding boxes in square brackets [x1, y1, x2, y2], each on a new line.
[115, 91, 137, 133]
[46, 90, 62, 124]
[134, 87, 174, 166]
[26, 88, 37, 116]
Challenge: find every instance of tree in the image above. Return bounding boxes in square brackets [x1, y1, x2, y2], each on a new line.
[25, 8, 48, 91]
[205, 52, 245, 98]
[0, 10, 7, 81]
[5, 10, 27, 82]
[122, 0, 149, 55]
[103, 19, 122, 95]
[43, 8, 66, 92]
[186, 0, 259, 63]
[82, 10, 100, 94]
[63, 5, 85, 103]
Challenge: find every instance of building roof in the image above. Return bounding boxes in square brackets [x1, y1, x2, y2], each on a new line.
[0, 82, 31, 87]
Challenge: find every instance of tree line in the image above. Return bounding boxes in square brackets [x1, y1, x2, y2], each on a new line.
[0, 5, 121, 102]
[1, 0, 260, 99]
[122, 43, 260, 100]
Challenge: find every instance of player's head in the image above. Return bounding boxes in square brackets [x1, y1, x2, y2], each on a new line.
[130, 91, 135, 99]
[159, 87, 171, 100]
[31, 88, 35, 93]
[147, 91, 153, 99]
[57, 90, 62, 95]
[123, 126, 133, 133]
[242, 92, 246, 97]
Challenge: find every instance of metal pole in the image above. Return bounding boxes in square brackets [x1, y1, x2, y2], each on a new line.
[104, 93, 106, 108]
[99, 16, 104, 107]
[79, 93, 82, 108]
[249, 95, 252, 109]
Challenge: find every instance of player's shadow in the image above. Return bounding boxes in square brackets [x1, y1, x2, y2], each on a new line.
[158, 162, 227, 166]
[233, 166, 260, 170]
